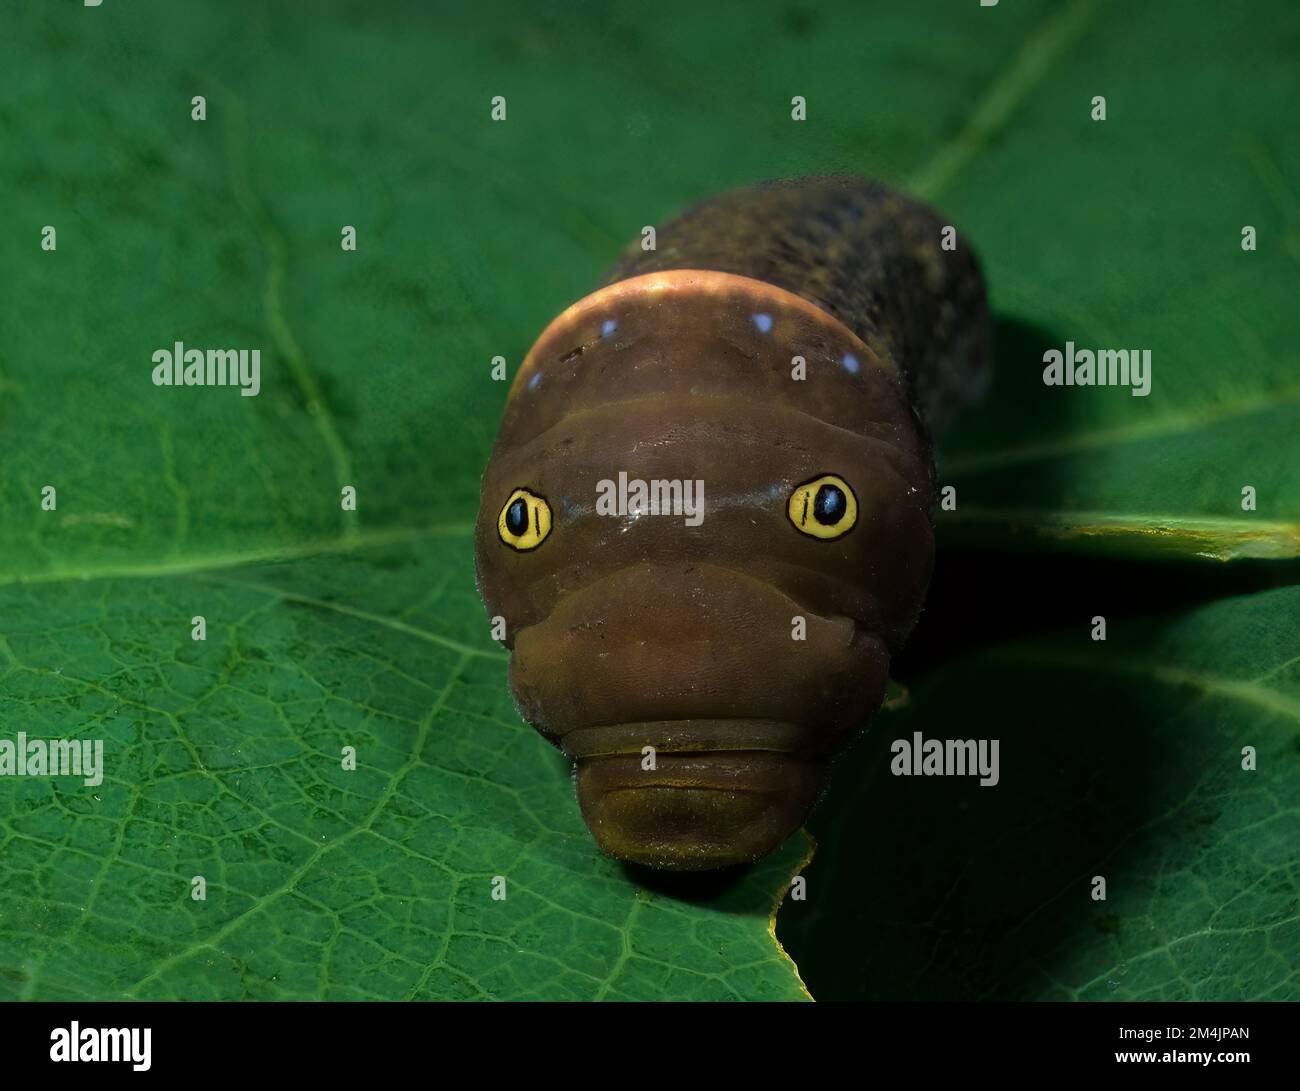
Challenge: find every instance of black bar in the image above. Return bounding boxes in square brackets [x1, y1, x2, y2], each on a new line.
[1, 1000, 1288, 1077]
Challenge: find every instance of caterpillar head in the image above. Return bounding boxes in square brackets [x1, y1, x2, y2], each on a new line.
[475, 272, 934, 870]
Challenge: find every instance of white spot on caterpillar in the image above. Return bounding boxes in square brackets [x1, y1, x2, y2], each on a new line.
[841, 353, 860, 374]
[753, 312, 773, 333]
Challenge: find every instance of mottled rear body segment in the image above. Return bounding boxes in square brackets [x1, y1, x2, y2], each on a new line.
[601, 175, 991, 434]
[476, 176, 991, 870]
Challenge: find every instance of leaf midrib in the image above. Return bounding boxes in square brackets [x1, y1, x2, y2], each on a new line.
[0, 522, 474, 589]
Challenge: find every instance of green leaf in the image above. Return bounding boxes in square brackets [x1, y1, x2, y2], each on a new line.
[922, 1, 1300, 560]
[1, 0, 1296, 1000]
[778, 583, 1300, 1000]
[0, 534, 811, 1000]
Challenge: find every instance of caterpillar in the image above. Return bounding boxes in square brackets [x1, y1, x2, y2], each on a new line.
[475, 176, 991, 871]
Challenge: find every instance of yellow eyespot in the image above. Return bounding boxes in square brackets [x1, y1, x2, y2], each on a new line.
[787, 474, 857, 540]
[498, 487, 553, 551]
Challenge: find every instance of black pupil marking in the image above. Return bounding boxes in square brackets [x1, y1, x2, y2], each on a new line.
[813, 484, 846, 526]
[506, 498, 529, 536]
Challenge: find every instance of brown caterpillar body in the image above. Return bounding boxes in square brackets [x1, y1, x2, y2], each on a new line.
[475, 176, 991, 870]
